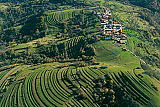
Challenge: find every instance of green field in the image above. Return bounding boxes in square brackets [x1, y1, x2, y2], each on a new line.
[93, 41, 141, 71]
[0, 0, 160, 106]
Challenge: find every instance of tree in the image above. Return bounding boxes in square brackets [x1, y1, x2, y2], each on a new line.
[63, 22, 68, 34]
[54, 45, 59, 57]
[92, 74, 140, 107]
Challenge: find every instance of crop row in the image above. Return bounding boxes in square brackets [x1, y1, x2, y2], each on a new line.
[46, 10, 82, 27]
[0, 66, 114, 106]
[109, 70, 157, 105]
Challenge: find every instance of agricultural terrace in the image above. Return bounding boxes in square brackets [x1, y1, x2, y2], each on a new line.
[0, 1, 160, 107]
[45, 9, 82, 27]
[0, 63, 160, 106]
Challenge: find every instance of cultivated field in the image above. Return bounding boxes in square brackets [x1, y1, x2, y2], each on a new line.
[0, 63, 159, 106]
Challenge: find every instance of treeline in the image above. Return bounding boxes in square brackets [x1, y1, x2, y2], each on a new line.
[38, 36, 96, 59]
[0, 36, 98, 66]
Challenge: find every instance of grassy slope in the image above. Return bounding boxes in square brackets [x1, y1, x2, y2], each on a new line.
[93, 41, 140, 71]
[0, 1, 160, 106]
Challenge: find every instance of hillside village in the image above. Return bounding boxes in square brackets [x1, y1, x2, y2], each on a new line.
[95, 8, 128, 44]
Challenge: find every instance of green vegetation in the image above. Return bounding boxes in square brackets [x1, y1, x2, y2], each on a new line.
[0, 63, 159, 106]
[0, 10, 100, 66]
[103, 1, 160, 75]
[46, 9, 82, 27]
[0, 0, 159, 106]
[117, 0, 160, 12]
[0, 4, 8, 10]
[93, 41, 140, 71]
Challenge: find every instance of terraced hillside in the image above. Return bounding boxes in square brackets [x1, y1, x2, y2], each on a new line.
[0, 0, 160, 106]
[0, 63, 159, 106]
[109, 70, 160, 106]
[45, 9, 82, 27]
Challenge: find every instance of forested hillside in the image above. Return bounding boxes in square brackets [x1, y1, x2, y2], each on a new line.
[118, 0, 160, 12]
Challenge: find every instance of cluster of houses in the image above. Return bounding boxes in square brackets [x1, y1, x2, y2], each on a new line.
[95, 8, 127, 44]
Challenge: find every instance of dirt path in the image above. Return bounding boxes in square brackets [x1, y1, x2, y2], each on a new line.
[122, 47, 147, 64]
[129, 50, 146, 64]
[0, 66, 20, 86]
[32, 72, 46, 107]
